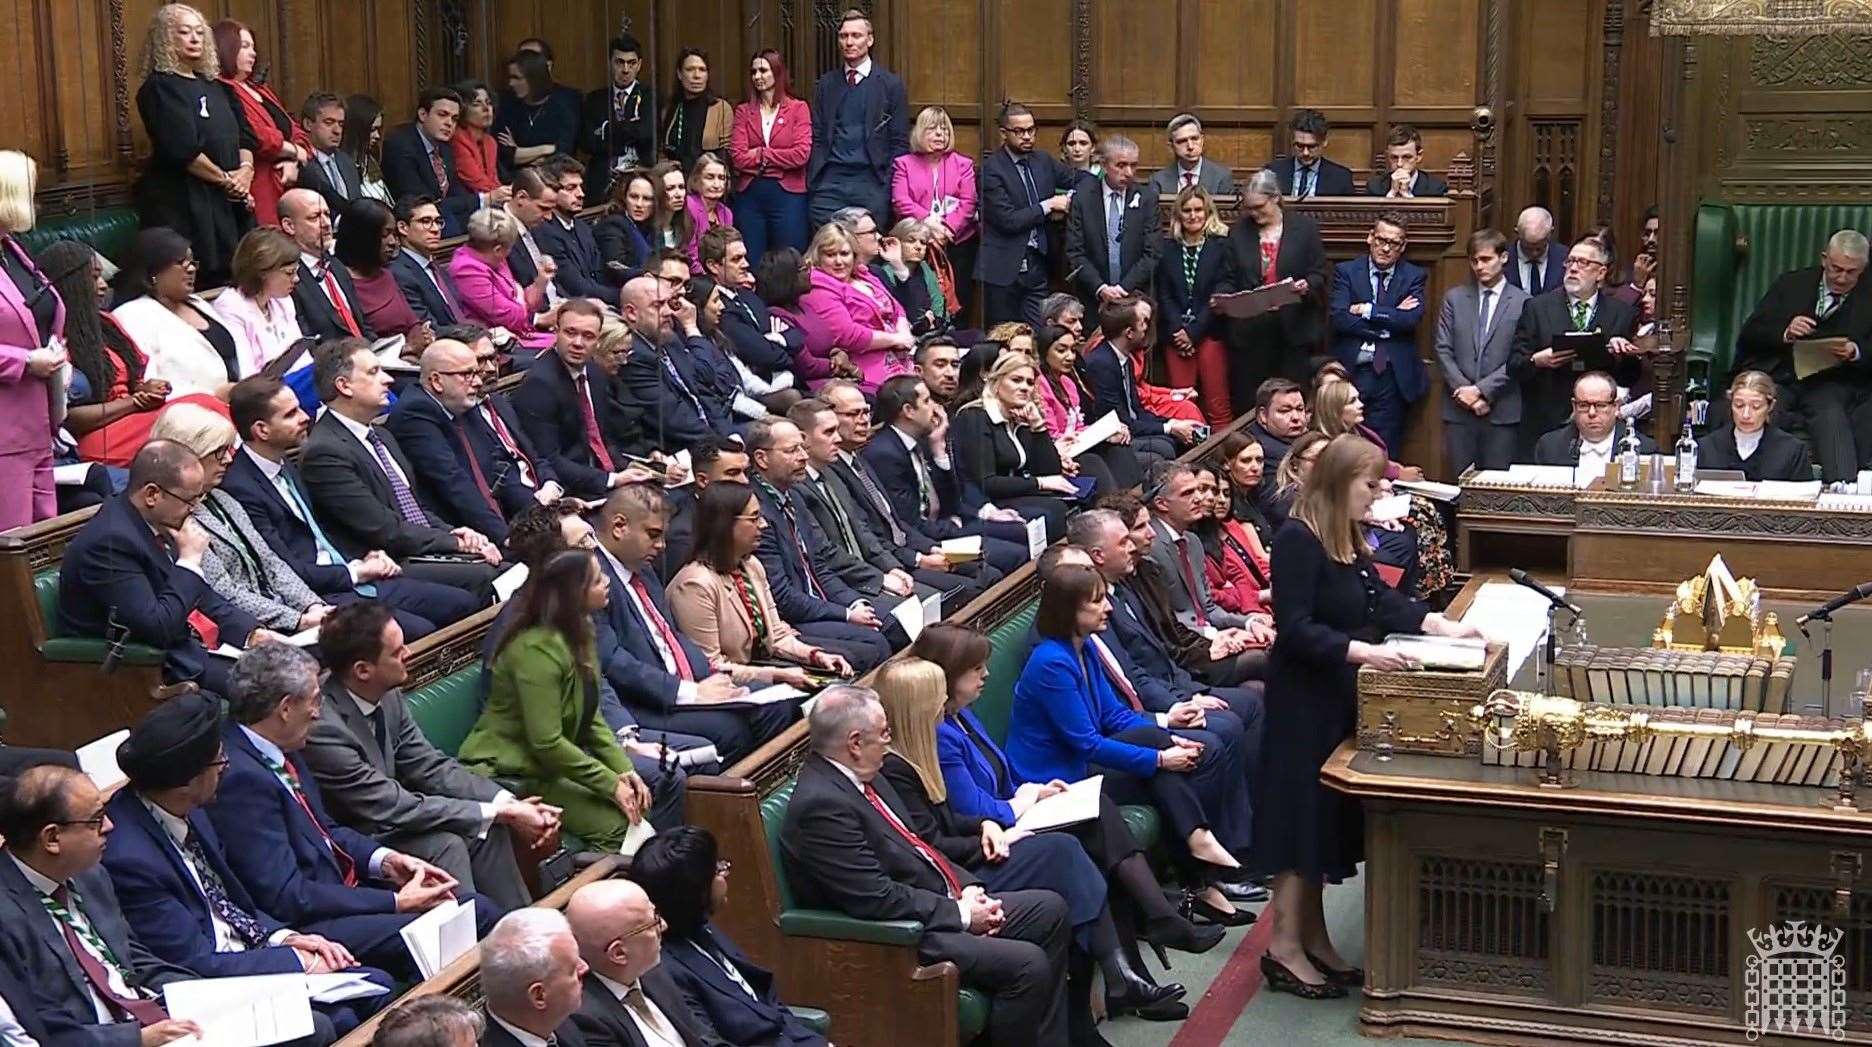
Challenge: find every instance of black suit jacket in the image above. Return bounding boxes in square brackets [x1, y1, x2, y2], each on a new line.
[583, 81, 658, 194]
[388, 249, 462, 328]
[715, 289, 799, 378]
[1153, 234, 1230, 344]
[859, 428, 966, 540]
[806, 66, 908, 184]
[617, 332, 728, 451]
[532, 215, 621, 307]
[830, 455, 933, 564]
[299, 150, 362, 213]
[661, 926, 822, 1046]
[385, 388, 515, 542]
[1219, 210, 1331, 375]
[975, 147, 1075, 286]
[753, 481, 864, 623]
[1509, 289, 1642, 442]
[483, 1014, 589, 1047]
[569, 967, 711, 1047]
[1504, 241, 1568, 295]
[512, 353, 627, 499]
[1696, 424, 1813, 481]
[1365, 169, 1449, 197]
[1531, 421, 1657, 466]
[948, 402, 1065, 513]
[1734, 265, 1872, 385]
[292, 256, 376, 342]
[1064, 181, 1157, 300]
[1267, 155, 1356, 197]
[1081, 338, 1166, 437]
[380, 124, 480, 232]
[797, 466, 896, 581]
[300, 409, 459, 560]
[778, 754, 980, 932]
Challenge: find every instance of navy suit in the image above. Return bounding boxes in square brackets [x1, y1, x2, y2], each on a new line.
[806, 63, 909, 225]
[385, 387, 542, 543]
[661, 926, 827, 1047]
[976, 147, 1075, 326]
[1080, 340, 1178, 462]
[1329, 255, 1429, 453]
[388, 249, 462, 328]
[1153, 235, 1229, 350]
[299, 150, 362, 213]
[380, 124, 479, 234]
[857, 428, 1027, 574]
[511, 352, 627, 499]
[532, 215, 621, 307]
[1365, 169, 1449, 197]
[752, 480, 893, 670]
[595, 553, 791, 765]
[1267, 155, 1356, 198]
[292, 256, 375, 342]
[59, 493, 259, 691]
[0, 860, 194, 1047]
[715, 288, 800, 379]
[617, 331, 733, 451]
[1504, 241, 1567, 295]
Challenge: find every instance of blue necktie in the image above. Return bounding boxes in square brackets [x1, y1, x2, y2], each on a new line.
[1106, 192, 1124, 278]
[279, 468, 375, 596]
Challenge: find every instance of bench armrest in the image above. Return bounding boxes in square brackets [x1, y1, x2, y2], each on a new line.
[40, 638, 164, 666]
[777, 908, 925, 946]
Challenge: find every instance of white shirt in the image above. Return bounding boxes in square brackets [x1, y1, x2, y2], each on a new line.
[597, 544, 699, 702]
[237, 725, 390, 877]
[110, 295, 231, 398]
[0, 990, 37, 1047]
[142, 799, 252, 953]
[1735, 427, 1763, 461]
[300, 250, 351, 315]
[331, 409, 415, 493]
[824, 759, 968, 926]
[593, 973, 684, 1047]
[1576, 432, 1616, 488]
[242, 447, 351, 574]
[10, 855, 129, 1023]
[760, 105, 779, 143]
[345, 690, 508, 836]
[979, 398, 1028, 471]
[844, 58, 874, 84]
[486, 1014, 554, 1047]
[1476, 277, 1506, 339]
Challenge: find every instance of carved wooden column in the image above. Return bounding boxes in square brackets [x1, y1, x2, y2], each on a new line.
[1652, 32, 1694, 446]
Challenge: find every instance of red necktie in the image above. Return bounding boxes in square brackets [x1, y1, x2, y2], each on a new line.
[429, 147, 450, 195]
[1182, 171, 1195, 189]
[574, 373, 617, 472]
[453, 416, 502, 516]
[481, 402, 537, 487]
[862, 783, 962, 897]
[630, 574, 694, 681]
[321, 266, 362, 337]
[1088, 634, 1144, 711]
[280, 760, 359, 886]
[1175, 537, 1204, 610]
[49, 887, 170, 1027]
[846, 68, 859, 87]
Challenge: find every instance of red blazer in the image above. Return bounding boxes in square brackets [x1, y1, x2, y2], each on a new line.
[730, 97, 813, 194]
[452, 126, 501, 194]
[1204, 519, 1270, 616]
[220, 77, 311, 227]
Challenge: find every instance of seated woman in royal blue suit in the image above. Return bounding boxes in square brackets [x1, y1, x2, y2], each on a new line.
[1004, 561, 1255, 920]
[630, 826, 828, 1047]
[912, 622, 1225, 958]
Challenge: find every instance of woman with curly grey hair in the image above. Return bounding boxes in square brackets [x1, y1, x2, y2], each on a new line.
[133, 2, 255, 286]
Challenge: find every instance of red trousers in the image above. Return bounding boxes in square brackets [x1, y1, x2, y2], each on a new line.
[1161, 337, 1233, 427]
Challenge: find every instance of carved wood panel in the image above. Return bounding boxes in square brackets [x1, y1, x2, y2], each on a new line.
[1690, 33, 1872, 203]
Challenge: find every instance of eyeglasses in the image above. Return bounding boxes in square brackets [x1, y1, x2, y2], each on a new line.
[734, 511, 764, 522]
[614, 915, 667, 943]
[1372, 234, 1406, 250]
[1002, 125, 1038, 137]
[206, 445, 237, 464]
[407, 215, 444, 228]
[156, 484, 205, 509]
[1563, 257, 1605, 270]
[58, 812, 107, 831]
[1572, 399, 1617, 413]
[432, 368, 480, 379]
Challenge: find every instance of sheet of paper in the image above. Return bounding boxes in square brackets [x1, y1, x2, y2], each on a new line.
[398, 898, 477, 980]
[1756, 480, 1822, 502]
[1369, 493, 1411, 522]
[939, 536, 982, 562]
[286, 627, 318, 647]
[304, 971, 392, 1004]
[492, 563, 529, 602]
[1794, 338, 1850, 381]
[1382, 633, 1487, 671]
[1460, 581, 1565, 681]
[1063, 411, 1122, 460]
[1696, 480, 1759, 499]
[76, 730, 129, 792]
[1025, 516, 1047, 560]
[1014, 775, 1103, 833]
[372, 335, 417, 372]
[163, 974, 315, 1047]
[620, 816, 657, 857]
[921, 590, 942, 628]
[1394, 479, 1461, 502]
[724, 683, 807, 706]
[889, 596, 925, 640]
[53, 462, 92, 485]
[1505, 464, 1577, 486]
[662, 448, 695, 486]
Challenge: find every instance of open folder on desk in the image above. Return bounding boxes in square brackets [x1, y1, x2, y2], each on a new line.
[1211, 279, 1302, 319]
[1014, 775, 1103, 833]
[399, 898, 477, 980]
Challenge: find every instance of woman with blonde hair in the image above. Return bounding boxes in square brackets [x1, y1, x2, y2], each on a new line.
[784, 222, 913, 393]
[950, 351, 1078, 540]
[1311, 379, 1452, 596]
[1258, 435, 1480, 999]
[891, 105, 979, 315]
[449, 208, 557, 351]
[134, 3, 254, 286]
[1265, 429, 1328, 528]
[0, 151, 64, 528]
[1698, 369, 1812, 481]
[874, 657, 1184, 1019]
[1153, 185, 1233, 426]
[985, 321, 1036, 358]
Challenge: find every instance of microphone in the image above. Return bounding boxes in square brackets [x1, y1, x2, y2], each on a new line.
[1508, 568, 1582, 616]
[99, 607, 129, 675]
[1796, 581, 1872, 626]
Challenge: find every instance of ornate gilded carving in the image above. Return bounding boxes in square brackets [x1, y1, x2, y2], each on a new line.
[109, 0, 130, 163]
[1750, 33, 1872, 85]
[1069, 0, 1091, 120]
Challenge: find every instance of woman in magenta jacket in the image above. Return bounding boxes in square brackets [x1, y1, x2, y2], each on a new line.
[785, 223, 914, 394]
[891, 106, 979, 315]
[0, 152, 66, 529]
[729, 49, 812, 266]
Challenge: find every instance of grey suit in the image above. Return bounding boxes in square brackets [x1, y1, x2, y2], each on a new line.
[194, 490, 322, 630]
[1146, 518, 1246, 634]
[302, 679, 532, 910]
[1434, 279, 1530, 473]
[1146, 159, 1238, 200]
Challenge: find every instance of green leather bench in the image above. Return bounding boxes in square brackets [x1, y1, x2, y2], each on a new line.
[20, 207, 141, 267]
[1692, 201, 1872, 381]
[32, 566, 163, 667]
[403, 668, 484, 757]
[970, 600, 1162, 852]
[760, 778, 989, 1042]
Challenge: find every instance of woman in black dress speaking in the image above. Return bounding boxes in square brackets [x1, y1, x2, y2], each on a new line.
[1257, 434, 1480, 999]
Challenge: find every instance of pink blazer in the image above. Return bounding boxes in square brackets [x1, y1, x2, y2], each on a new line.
[790, 267, 911, 393]
[891, 152, 979, 244]
[1035, 371, 1087, 441]
[684, 194, 735, 271]
[0, 236, 64, 457]
[730, 97, 812, 194]
[449, 247, 554, 349]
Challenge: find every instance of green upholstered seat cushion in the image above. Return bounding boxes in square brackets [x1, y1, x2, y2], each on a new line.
[19, 208, 142, 267]
[785, 1007, 831, 1035]
[32, 568, 162, 665]
[972, 602, 1038, 743]
[404, 670, 485, 757]
[761, 777, 987, 1042]
[1693, 202, 1872, 379]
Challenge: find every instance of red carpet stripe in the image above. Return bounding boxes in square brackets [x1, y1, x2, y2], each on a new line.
[1165, 910, 1279, 1047]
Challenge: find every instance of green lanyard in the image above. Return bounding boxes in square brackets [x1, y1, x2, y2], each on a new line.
[730, 568, 769, 645]
[40, 884, 131, 979]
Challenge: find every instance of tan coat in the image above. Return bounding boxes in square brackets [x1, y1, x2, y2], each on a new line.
[666, 557, 817, 677]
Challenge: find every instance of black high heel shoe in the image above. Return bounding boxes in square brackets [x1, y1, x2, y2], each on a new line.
[1142, 913, 1226, 955]
[1259, 955, 1347, 1000]
[1306, 952, 1365, 988]
[1182, 888, 1256, 928]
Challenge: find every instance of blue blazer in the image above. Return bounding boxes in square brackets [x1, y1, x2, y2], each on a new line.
[388, 250, 462, 328]
[661, 925, 826, 1047]
[58, 493, 261, 685]
[380, 124, 478, 233]
[935, 709, 1018, 825]
[1504, 241, 1567, 295]
[531, 215, 621, 308]
[617, 331, 731, 451]
[206, 724, 398, 924]
[511, 352, 628, 500]
[100, 789, 301, 979]
[595, 553, 708, 715]
[717, 288, 800, 378]
[1108, 583, 1200, 703]
[753, 482, 862, 624]
[806, 66, 908, 184]
[1329, 256, 1430, 402]
[858, 428, 967, 539]
[1005, 637, 1160, 783]
[385, 387, 512, 542]
[1080, 339, 1166, 437]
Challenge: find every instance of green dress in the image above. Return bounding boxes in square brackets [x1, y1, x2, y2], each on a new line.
[458, 626, 638, 850]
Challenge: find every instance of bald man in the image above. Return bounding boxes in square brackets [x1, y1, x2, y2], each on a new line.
[281, 188, 377, 341]
[615, 273, 738, 449]
[566, 880, 717, 1047]
[1507, 206, 1565, 295]
[386, 338, 563, 545]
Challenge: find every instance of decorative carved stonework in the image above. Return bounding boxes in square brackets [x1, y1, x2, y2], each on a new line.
[1531, 120, 1582, 238]
[1456, 486, 1577, 520]
[1653, 0, 1872, 35]
[1744, 115, 1872, 153]
[1750, 33, 1872, 85]
[1576, 495, 1872, 541]
[1588, 970, 1731, 1011]
[1598, 0, 1625, 224]
[1069, 0, 1091, 120]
